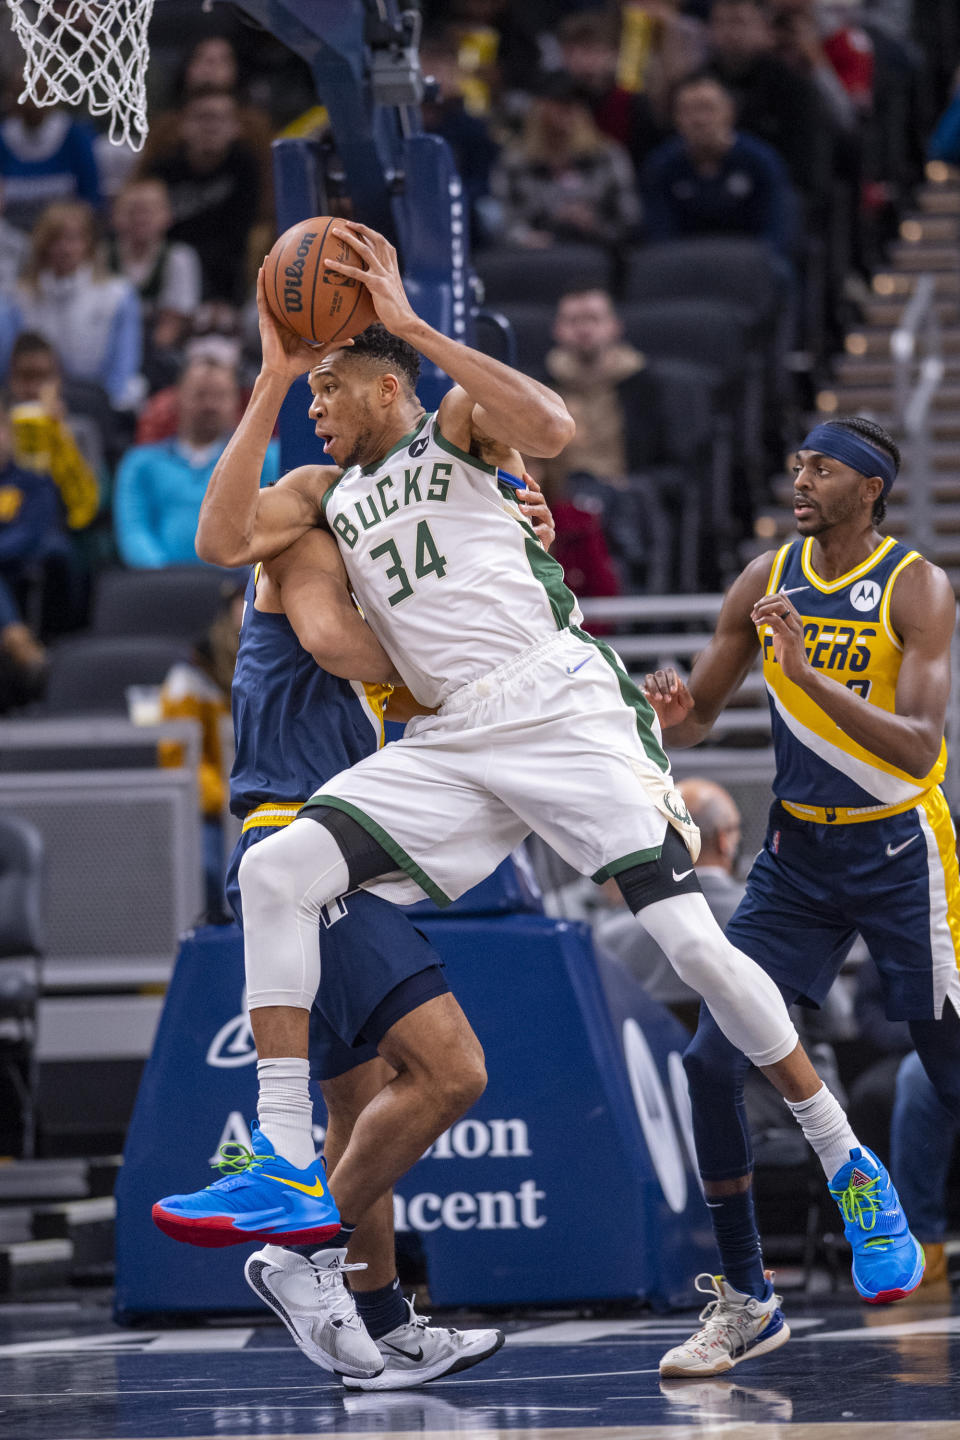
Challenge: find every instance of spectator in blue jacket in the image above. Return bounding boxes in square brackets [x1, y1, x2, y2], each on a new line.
[641, 72, 797, 257]
[114, 355, 279, 568]
[0, 79, 101, 233]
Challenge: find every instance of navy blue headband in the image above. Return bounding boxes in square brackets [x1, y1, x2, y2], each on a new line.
[800, 424, 897, 495]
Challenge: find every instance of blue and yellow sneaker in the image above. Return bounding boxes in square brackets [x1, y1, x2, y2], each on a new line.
[828, 1146, 925, 1303]
[152, 1123, 341, 1249]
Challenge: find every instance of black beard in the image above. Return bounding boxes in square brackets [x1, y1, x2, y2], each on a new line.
[341, 425, 376, 471]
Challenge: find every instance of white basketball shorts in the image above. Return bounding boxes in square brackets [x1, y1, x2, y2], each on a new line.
[301, 627, 700, 906]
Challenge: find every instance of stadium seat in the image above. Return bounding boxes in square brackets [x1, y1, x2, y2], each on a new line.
[619, 299, 764, 538]
[0, 814, 44, 1157]
[494, 303, 555, 377]
[623, 238, 789, 336]
[90, 566, 239, 640]
[619, 299, 750, 379]
[475, 244, 612, 306]
[42, 636, 189, 715]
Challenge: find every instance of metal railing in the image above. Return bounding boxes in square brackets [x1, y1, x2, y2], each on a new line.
[890, 271, 946, 557]
[579, 593, 771, 740]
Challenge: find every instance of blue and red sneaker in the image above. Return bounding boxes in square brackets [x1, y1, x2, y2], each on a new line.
[152, 1123, 341, 1249]
[828, 1146, 925, 1303]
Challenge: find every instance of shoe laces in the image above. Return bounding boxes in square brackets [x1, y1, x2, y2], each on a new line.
[830, 1174, 881, 1232]
[311, 1255, 368, 1326]
[691, 1274, 771, 1341]
[405, 1303, 458, 1341]
[212, 1142, 271, 1177]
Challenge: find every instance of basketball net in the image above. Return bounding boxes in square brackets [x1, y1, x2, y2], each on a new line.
[7, 0, 156, 150]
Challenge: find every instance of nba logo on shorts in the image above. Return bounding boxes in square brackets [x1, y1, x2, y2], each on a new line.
[772, 830, 780, 854]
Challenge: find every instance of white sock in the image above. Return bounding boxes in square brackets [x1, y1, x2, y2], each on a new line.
[784, 1083, 859, 1180]
[257, 1057, 316, 1169]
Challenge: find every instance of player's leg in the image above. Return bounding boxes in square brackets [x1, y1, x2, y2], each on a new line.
[891, 1047, 957, 1283]
[908, 1004, 960, 1121]
[318, 1024, 503, 1392]
[153, 811, 398, 1247]
[488, 634, 803, 1069]
[238, 735, 525, 1177]
[321, 1058, 399, 1288]
[238, 807, 395, 1169]
[243, 1051, 390, 1380]
[249, 980, 502, 1388]
[327, 989, 487, 1225]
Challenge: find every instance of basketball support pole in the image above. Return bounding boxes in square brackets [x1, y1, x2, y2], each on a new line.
[228, 0, 471, 461]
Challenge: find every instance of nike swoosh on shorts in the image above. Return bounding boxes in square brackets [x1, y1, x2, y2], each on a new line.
[566, 655, 594, 675]
[672, 867, 694, 882]
[886, 835, 920, 858]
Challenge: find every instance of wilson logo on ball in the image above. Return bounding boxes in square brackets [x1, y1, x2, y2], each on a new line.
[282, 230, 318, 313]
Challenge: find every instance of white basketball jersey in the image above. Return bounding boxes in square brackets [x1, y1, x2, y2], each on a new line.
[322, 411, 583, 706]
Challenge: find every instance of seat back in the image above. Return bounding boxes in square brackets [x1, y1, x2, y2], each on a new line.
[0, 814, 44, 959]
[623, 239, 789, 331]
[475, 244, 612, 306]
[620, 299, 751, 380]
[43, 636, 189, 715]
[91, 567, 232, 639]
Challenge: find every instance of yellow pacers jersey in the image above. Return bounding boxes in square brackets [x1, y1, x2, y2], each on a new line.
[761, 537, 947, 822]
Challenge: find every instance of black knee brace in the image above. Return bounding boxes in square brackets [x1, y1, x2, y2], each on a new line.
[305, 805, 395, 889]
[613, 825, 702, 913]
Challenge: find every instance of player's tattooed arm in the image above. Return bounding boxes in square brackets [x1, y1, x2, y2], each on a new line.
[643, 553, 773, 746]
[263, 528, 397, 684]
[757, 556, 953, 778]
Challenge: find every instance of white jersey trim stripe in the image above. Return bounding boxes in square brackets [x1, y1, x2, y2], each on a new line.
[766, 680, 922, 805]
[917, 800, 960, 1019]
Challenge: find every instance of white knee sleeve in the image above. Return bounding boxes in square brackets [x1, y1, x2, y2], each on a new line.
[238, 818, 351, 1011]
[637, 893, 798, 1067]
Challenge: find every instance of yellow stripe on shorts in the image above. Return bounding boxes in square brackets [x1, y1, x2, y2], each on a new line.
[241, 801, 304, 833]
[919, 786, 960, 973]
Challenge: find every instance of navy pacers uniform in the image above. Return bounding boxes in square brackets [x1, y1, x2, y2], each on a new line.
[728, 536, 960, 1022]
[225, 565, 447, 1080]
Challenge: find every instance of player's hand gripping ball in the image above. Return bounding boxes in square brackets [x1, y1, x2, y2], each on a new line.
[263, 216, 377, 345]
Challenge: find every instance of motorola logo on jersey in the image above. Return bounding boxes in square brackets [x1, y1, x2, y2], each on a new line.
[850, 578, 882, 612]
[408, 436, 429, 458]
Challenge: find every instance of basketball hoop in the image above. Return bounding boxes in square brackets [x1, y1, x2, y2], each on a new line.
[7, 0, 156, 151]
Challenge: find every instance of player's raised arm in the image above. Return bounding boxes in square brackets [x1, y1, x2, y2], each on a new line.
[326, 222, 575, 458]
[263, 528, 397, 684]
[195, 269, 344, 568]
[644, 554, 773, 746]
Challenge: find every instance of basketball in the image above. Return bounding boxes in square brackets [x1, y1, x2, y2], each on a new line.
[262, 216, 377, 345]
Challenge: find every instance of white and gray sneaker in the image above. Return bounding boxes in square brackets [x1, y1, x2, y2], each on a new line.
[244, 1245, 383, 1379]
[659, 1273, 790, 1378]
[342, 1297, 505, 1391]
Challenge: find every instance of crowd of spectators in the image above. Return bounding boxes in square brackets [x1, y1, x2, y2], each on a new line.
[0, 2, 956, 1238]
[0, 1, 956, 713]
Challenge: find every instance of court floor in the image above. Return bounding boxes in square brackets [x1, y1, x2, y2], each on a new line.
[1, 1288, 958, 1440]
